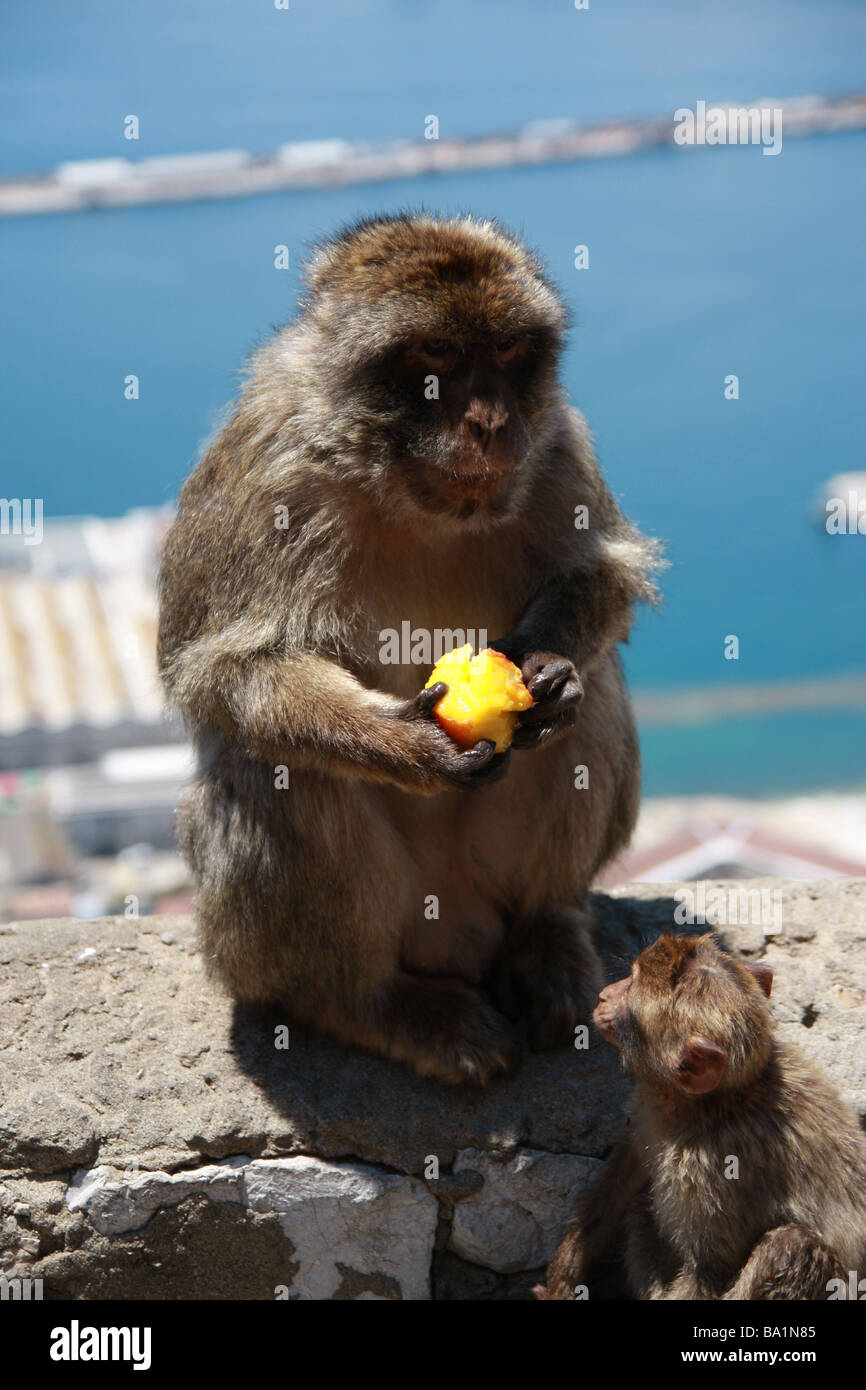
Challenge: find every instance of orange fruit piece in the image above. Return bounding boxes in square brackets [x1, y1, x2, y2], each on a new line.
[425, 644, 533, 754]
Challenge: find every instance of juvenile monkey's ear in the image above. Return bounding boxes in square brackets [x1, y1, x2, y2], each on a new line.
[674, 1037, 728, 1095]
[743, 963, 773, 998]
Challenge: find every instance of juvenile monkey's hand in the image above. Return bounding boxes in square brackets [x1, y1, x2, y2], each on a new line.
[400, 683, 512, 791]
[489, 644, 583, 750]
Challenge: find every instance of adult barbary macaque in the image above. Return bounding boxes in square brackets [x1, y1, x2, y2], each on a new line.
[538, 933, 866, 1299]
[158, 213, 661, 1083]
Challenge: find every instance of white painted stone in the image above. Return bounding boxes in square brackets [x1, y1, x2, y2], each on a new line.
[66, 1153, 438, 1299]
[243, 1156, 438, 1300]
[449, 1147, 602, 1273]
[66, 1156, 249, 1235]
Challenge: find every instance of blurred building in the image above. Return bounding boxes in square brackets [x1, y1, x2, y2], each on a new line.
[0, 508, 181, 767]
[0, 510, 191, 918]
[598, 795, 866, 886]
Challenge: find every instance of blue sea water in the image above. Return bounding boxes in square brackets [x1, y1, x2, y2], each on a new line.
[1, 0, 864, 796]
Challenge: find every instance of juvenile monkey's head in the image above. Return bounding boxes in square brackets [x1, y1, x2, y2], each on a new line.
[296, 213, 567, 525]
[594, 933, 774, 1097]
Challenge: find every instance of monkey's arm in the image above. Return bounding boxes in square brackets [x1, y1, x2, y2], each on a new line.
[656, 1231, 840, 1301]
[539, 1137, 647, 1299]
[163, 638, 503, 792]
[495, 425, 663, 747]
[722, 1225, 844, 1301]
[499, 493, 661, 678]
[655, 1270, 711, 1300]
[506, 549, 655, 676]
[495, 561, 645, 749]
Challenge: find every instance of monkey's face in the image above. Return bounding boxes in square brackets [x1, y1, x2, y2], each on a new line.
[593, 972, 631, 1046]
[305, 215, 567, 526]
[383, 331, 557, 519]
[594, 934, 774, 1097]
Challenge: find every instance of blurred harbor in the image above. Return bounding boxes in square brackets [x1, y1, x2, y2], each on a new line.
[2, 92, 865, 218]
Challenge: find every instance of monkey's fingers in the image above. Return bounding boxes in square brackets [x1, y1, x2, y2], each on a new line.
[526, 660, 583, 704]
[520, 677, 584, 726]
[468, 745, 512, 789]
[527, 655, 572, 692]
[512, 708, 578, 750]
[402, 682, 448, 720]
[444, 738, 509, 790]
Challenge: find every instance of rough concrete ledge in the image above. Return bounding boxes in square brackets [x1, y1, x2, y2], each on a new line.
[0, 879, 863, 1299]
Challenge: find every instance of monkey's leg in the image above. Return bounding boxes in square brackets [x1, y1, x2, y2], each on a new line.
[344, 971, 519, 1086]
[490, 905, 603, 1050]
[538, 1139, 647, 1299]
[198, 876, 518, 1086]
[625, 1191, 684, 1300]
[189, 778, 519, 1085]
[722, 1225, 845, 1301]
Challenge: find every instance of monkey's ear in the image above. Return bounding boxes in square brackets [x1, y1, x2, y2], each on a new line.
[743, 962, 773, 998]
[674, 1037, 728, 1095]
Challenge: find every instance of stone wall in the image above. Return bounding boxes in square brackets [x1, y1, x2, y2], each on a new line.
[1, 880, 863, 1299]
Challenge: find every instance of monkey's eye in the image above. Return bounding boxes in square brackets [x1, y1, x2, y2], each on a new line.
[412, 338, 459, 370]
[493, 336, 531, 366]
[404, 338, 459, 371]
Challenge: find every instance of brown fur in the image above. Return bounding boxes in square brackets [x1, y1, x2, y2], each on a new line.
[158, 213, 662, 1083]
[539, 933, 866, 1298]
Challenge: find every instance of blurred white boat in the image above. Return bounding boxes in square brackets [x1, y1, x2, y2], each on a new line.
[814, 472, 866, 533]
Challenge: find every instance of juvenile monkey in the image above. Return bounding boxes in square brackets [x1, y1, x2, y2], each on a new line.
[539, 933, 866, 1299]
[158, 213, 661, 1083]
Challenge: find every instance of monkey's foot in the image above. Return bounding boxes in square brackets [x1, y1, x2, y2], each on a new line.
[380, 973, 519, 1086]
[524, 958, 601, 1051]
[491, 909, 603, 1051]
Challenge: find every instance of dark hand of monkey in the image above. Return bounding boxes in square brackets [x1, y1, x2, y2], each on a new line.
[490, 642, 583, 750]
[400, 682, 512, 790]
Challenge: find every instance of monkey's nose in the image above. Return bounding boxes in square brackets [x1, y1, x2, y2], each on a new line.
[465, 406, 508, 454]
[466, 418, 494, 453]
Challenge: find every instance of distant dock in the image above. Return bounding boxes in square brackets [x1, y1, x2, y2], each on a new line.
[634, 674, 866, 727]
[2, 92, 865, 218]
